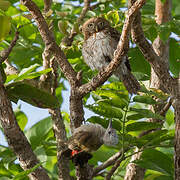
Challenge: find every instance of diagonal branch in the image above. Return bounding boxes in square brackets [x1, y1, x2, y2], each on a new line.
[62, 0, 90, 46]
[93, 149, 125, 176]
[0, 30, 19, 63]
[21, 0, 78, 86]
[0, 73, 50, 179]
[130, 0, 176, 95]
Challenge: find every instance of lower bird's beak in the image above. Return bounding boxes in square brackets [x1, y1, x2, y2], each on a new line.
[108, 119, 112, 128]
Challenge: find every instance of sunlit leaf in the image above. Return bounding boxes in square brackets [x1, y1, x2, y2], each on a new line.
[133, 95, 157, 105]
[134, 149, 174, 176]
[14, 108, 28, 131]
[25, 117, 52, 150]
[86, 102, 123, 119]
[129, 107, 164, 120]
[126, 121, 162, 132]
[0, 15, 11, 42]
[6, 82, 59, 108]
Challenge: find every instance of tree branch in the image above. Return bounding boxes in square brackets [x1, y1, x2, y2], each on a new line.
[0, 30, 19, 63]
[43, 0, 52, 13]
[130, 0, 175, 94]
[105, 155, 125, 180]
[124, 1, 174, 179]
[62, 0, 91, 46]
[0, 73, 50, 179]
[93, 150, 124, 176]
[20, 0, 78, 87]
[78, 0, 146, 97]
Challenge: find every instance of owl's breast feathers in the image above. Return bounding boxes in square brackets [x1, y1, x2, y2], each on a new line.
[82, 20, 140, 94]
[82, 31, 118, 70]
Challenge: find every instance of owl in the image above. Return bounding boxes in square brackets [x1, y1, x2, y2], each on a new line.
[82, 17, 140, 94]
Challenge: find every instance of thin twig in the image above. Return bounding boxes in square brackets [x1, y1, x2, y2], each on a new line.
[0, 30, 19, 63]
[93, 149, 126, 176]
[105, 156, 125, 180]
[160, 97, 173, 116]
[62, 0, 91, 46]
[21, 0, 78, 86]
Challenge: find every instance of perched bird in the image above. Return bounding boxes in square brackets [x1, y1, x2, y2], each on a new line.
[82, 17, 140, 94]
[62, 119, 118, 166]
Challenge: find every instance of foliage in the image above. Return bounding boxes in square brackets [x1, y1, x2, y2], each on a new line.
[0, 0, 178, 179]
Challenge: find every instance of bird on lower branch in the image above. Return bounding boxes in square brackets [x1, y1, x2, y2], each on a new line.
[62, 119, 118, 167]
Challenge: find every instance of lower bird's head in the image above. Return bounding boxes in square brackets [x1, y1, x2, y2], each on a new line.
[103, 119, 119, 146]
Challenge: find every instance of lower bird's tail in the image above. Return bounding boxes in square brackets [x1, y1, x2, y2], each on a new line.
[61, 149, 92, 167]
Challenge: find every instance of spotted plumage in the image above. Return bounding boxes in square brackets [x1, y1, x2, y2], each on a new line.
[82, 17, 140, 94]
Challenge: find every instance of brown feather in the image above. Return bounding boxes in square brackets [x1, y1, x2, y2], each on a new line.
[82, 17, 140, 94]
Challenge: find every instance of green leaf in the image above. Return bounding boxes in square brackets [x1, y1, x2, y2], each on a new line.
[139, 86, 169, 100]
[0, 15, 11, 42]
[14, 108, 28, 131]
[129, 107, 164, 120]
[25, 117, 52, 149]
[7, 163, 23, 177]
[0, 0, 11, 11]
[0, 162, 13, 177]
[6, 82, 59, 108]
[102, 82, 128, 95]
[169, 38, 180, 77]
[159, 26, 171, 42]
[139, 129, 168, 141]
[132, 72, 150, 81]
[127, 113, 144, 120]
[133, 95, 157, 104]
[6, 74, 18, 83]
[90, 146, 117, 165]
[126, 122, 162, 132]
[165, 109, 175, 126]
[128, 47, 151, 76]
[139, 129, 174, 147]
[93, 89, 128, 109]
[87, 116, 121, 131]
[107, 10, 119, 24]
[14, 64, 40, 81]
[86, 102, 123, 119]
[19, 68, 52, 80]
[154, 175, 173, 180]
[134, 149, 174, 176]
[13, 162, 44, 180]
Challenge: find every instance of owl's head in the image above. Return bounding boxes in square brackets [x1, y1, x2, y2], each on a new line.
[82, 17, 110, 40]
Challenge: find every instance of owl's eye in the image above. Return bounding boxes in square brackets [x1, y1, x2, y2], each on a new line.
[98, 21, 104, 28]
[87, 23, 94, 29]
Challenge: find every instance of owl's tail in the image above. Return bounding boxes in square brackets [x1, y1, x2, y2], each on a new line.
[121, 72, 140, 94]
